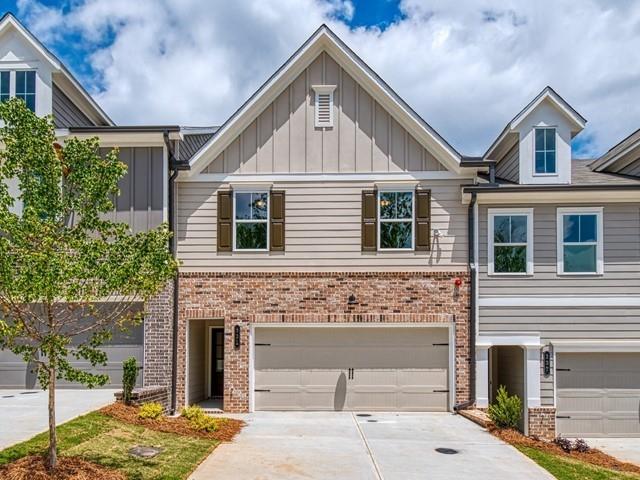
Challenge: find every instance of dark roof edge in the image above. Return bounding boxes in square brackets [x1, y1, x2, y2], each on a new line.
[68, 126, 181, 133]
[463, 183, 640, 193]
[460, 157, 494, 168]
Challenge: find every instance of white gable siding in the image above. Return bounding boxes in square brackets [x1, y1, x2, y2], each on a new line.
[203, 52, 446, 175]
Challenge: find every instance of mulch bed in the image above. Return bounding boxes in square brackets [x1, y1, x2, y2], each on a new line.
[100, 402, 244, 442]
[490, 427, 640, 475]
[0, 455, 125, 480]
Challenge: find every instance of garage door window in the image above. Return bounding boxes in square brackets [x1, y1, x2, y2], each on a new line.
[378, 190, 414, 250]
[557, 207, 603, 274]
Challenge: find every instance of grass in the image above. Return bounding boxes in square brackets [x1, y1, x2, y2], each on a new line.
[517, 446, 640, 480]
[0, 411, 218, 479]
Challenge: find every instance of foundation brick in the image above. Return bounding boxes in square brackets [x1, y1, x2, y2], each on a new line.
[528, 407, 556, 440]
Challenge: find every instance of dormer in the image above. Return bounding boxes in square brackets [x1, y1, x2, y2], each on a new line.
[0, 12, 112, 127]
[484, 87, 586, 185]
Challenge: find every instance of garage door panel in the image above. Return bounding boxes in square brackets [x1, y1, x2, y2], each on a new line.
[254, 327, 449, 412]
[556, 353, 640, 437]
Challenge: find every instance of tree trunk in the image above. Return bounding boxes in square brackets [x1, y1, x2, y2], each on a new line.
[47, 366, 57, 470]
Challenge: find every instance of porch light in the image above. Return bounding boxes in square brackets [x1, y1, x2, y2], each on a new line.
[347, 294, 357, 305]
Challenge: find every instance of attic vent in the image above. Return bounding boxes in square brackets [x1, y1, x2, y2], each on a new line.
[312, 85, 336, 128]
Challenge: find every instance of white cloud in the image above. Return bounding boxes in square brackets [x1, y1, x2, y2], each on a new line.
[17, 0, 640, 156]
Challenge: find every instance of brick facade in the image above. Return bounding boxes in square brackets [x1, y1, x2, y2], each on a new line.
[528, 407, 556, 440]
[175, 271, 471, 412]
[143, 281, 174, 388]
[115, 386, 170, 412]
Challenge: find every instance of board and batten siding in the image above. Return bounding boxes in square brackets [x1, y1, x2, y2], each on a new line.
[203, 52, 446, 175]
[100, 147, 165, 233]
[477, 202, 640, 406]
[176, 179, 467, 272]
[52, 83, 94, 128]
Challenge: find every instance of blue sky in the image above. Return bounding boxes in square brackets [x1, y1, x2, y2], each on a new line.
[4, 1, 640, 157]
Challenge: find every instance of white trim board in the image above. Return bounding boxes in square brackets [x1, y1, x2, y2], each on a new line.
[179, 171, 473, 183]
[479, 296, 640, 307]
[552, 340, 640, 353]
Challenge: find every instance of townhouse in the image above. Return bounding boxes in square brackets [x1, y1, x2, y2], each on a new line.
[0, 12, 638, 439]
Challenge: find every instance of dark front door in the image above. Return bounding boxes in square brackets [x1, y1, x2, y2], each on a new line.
[211, 329, 224, 398]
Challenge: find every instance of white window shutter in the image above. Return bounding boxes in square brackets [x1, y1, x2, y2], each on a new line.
[312, 85, 336, 128]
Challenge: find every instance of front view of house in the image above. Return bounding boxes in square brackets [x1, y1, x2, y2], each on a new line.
[1, 13, 639, 440]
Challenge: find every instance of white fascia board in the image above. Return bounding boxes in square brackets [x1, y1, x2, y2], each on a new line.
[510, 89, 586, 132]
[67, 131, 166, 146]
[179, 171, 473, 183]
[479, 296, 640, 308]
[476, 333, 542, 348]
[186, 26, 461, 176]
[552, 340, 640, 353]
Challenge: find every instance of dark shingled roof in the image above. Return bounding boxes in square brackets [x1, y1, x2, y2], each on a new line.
[176, 129, 219, 162]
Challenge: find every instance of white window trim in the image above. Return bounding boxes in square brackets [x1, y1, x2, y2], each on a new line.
[556, 206, 604, 275]
[377, 186, 415, 251]
[311, 84, 336, 128]
[532, 126, 558, 176]
[232, 188, 270, 252]
[488, 208, 534, 276]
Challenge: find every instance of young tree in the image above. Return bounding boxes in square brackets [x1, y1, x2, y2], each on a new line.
[0, 99, 177, 470]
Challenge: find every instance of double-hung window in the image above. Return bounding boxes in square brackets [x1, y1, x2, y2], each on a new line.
[378, 190, 414, 250]
[233, 191, 269, 251]
[0, 71, 9, 103]
[557, 207, 603, 274]
[15, 71, 36, 112]
[534, 127, 556, 174]
[488, 209, 533, 275]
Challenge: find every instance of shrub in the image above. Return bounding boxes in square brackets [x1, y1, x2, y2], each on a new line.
[122, 357, 138, 406]
[554, 437, 590, 453]
[573, 438, 590, 453]
[487, 385, 522, 429]
[181, 404, 219, 432]
[138, 402, 163, 420]
[554, 436, 573, 453]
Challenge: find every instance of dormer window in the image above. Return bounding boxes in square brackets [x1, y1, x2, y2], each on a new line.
[311, 85, 336, 128]
[534, 127, 556, 174]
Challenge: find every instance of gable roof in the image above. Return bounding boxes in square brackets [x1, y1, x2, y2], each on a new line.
[484, 86, 586, 160]
[184, 24, 463, 177]
[589, 127, 640, 172]
[0, 12, 113, 126]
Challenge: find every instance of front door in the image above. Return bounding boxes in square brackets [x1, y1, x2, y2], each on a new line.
[210, 329, 224, 398]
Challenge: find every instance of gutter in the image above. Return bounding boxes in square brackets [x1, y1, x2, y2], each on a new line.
[454, 191, 477, 412]
[70, 125, 181, 133]
[463, 183, 640, 193]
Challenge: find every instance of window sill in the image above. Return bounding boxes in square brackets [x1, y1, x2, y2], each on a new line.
[487, 272, 533, 277]
[556, 271, 603, 277]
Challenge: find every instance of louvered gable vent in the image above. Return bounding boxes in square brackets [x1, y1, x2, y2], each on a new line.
[312, 85, 336, 128]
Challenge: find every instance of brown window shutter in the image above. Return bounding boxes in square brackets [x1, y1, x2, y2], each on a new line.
[270, 190, 285, 251]
[415, 188, 431, 251]
[217, 190, 233, 252]
[361, 189, 377, 251]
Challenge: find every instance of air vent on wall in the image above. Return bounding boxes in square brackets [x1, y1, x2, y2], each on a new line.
[311, 85, 336, 128]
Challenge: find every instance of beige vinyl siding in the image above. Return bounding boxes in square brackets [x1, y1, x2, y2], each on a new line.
[203, 52, 445, 175]
[494, 142, 519, 183]
[176, 179, 467, 272]
[477, 202, 640, 405]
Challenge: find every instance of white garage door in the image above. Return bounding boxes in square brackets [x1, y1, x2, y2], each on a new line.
[254, 327, 449, 411]
[556, 353, 640, 437]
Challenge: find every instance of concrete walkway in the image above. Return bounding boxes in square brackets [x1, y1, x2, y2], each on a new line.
[190, 412, 553, 480]
[0, 389, 117, 449]
[583, 438, 640, 466]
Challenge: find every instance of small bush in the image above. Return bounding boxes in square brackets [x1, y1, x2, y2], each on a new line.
[487, 385, 522, 429]
[573, 438, 590, 453]
[180, 404, 219, 432]
[554, 436, 573, 453]
[181, 405, 204, 421]
[554, 437, 590, 453]
[122, 357, 138, 406]
[138, 402, 163, 420]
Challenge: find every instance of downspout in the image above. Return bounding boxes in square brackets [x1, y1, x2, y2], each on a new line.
[164, 131, 180, 415]
[454, 191, 477, 411]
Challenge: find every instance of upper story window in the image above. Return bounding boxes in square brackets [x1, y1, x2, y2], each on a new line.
[234, 191, 269, 251]
[557, 207, 603, 275]
[534, 127, 556, 174]
[0, 71, 9, 103]
[378, 190, 414, 250]
[488, 209, 533, 275]
[15, 71, 36, 112]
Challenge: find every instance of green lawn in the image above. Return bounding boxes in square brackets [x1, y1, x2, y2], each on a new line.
[0, 411, 218, 480]
[517, 446, 640, 480]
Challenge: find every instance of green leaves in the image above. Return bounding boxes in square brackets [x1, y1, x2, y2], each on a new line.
[488, 385, 523, 429]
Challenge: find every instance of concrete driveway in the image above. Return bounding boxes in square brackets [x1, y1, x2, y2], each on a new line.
[0, 389, 117, 449]
[583, 438, 640, 466]
[190, 412, 553, 480]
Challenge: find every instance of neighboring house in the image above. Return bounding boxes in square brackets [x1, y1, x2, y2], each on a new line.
[0, 13, 638, 441]
[468, 88, 640, 438]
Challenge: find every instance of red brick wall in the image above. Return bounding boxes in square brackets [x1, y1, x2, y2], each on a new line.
[143, 281, 174, 388]
[528, 407, 556, 440]
[176, 271, 470, 412]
